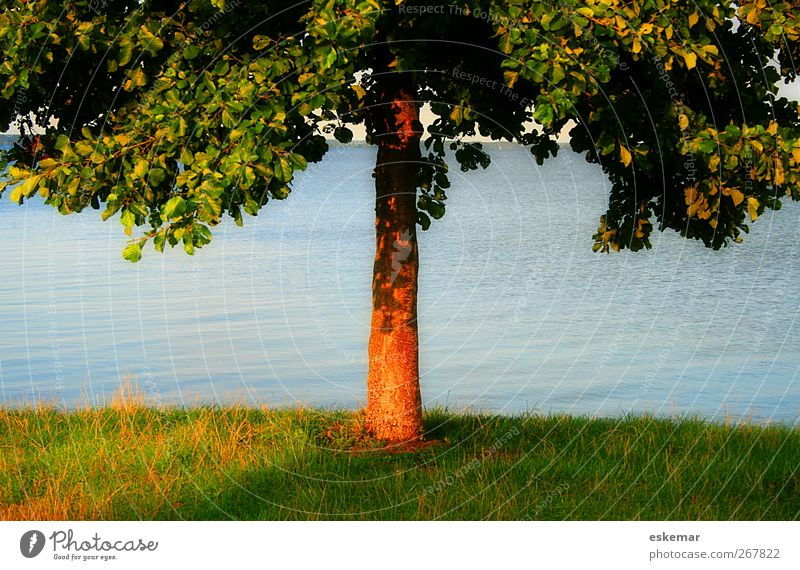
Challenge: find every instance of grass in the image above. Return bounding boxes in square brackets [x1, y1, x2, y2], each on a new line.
[1, 388, 798, 520]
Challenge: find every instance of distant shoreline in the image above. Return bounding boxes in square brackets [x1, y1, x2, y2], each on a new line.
[0, 133, 567, 150]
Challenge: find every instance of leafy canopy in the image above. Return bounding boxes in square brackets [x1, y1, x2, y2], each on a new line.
[1, 0, 799, 259]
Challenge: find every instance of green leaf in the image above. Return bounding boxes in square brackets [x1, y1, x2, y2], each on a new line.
[162, 195, 187, 220]
[499, 33, 514, 55]
[289, 154, 307, 170]
[427, 201, 446, 219]
[193, 223, 213, 246]
[153, 233, 166, 253]
[253, 35, 270, 50]
[240, 166, 256, 189]
[273, 156, 293, 183]
[120, 208, 136, 228]
[201, 179, 225, 199]
[417, 211, 431, 230]
[122, 243, 142, 263]
[231, 205, 243, 227]
[148, 168, 166, 186]
[54, 135, 70, 152]
[123, 68, 147, 91]
[182, 45, 202, 60]
[102, 203, 119, 221]
[221, 108, 237, 128]
[213, 60, 230, 76]
[180, 147, 194, 166]
[695, 139, 717, 154]
[533, 103, 554, 126]
[324, 48, 337, 69]
[333, 127, 353, 144]
[118, 40, 133, 67]
[271, 185, 290, 199]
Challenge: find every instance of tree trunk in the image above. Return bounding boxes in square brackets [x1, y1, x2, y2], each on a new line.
[366, 80, 423, 444]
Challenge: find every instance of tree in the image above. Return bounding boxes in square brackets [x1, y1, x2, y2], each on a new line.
[1, 0, 799, 443]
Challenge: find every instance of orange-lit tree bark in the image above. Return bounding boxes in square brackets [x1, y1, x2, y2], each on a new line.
[366, 79, 423, 443]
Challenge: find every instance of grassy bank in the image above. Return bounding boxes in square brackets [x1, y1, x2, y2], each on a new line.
[1, 401, 798, 520]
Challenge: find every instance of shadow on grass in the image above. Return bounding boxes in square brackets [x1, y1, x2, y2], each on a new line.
[154, 411, 800, 521]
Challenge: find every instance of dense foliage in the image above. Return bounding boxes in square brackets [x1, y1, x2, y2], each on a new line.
[1, 0, 799, 258]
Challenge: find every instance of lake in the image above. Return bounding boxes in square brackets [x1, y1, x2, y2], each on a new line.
[1, 141, 799, 424]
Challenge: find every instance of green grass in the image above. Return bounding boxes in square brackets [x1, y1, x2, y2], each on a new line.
[1, 398, 798, 520]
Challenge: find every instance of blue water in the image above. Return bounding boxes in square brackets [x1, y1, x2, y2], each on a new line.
[1, 142, 799, 424]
